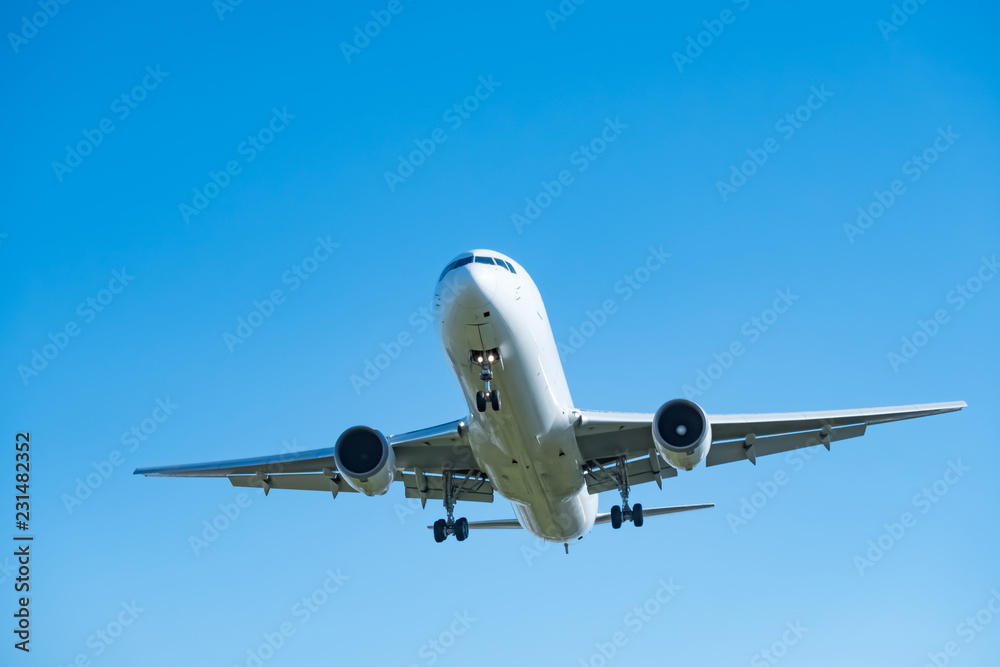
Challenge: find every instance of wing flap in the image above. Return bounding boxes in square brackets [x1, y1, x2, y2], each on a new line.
[584, 453, 677, 494]
[705, 423, 867, 467]
[228, 473, 359, 494]
[401, 471, 494, 504]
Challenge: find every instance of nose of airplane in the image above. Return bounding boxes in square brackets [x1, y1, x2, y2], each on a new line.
[450, 263, 497, 308]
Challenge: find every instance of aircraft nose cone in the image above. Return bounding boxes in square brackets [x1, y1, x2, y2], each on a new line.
[451, 264, 496, 308]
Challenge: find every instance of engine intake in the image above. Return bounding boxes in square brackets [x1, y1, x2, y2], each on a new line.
[652, 399, 712, 471]
[333, 426, 395, 496]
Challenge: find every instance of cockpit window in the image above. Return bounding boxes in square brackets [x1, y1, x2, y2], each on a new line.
[439, 254, 516, 281]
[438, 256, 473, 280]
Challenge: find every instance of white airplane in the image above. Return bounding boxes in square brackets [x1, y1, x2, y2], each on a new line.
[136, 250, 966, 549]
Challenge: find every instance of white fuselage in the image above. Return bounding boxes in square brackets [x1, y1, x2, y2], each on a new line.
[433, 251, 598, 542]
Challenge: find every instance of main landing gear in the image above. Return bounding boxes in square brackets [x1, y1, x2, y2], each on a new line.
[610, 457, 643, 530]
[472, 349, 501, 413]
[433, 471, 470, 543]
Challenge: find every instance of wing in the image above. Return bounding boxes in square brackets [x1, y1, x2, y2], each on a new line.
[573, 401, 966, 493]
[134, 418, 495, 503]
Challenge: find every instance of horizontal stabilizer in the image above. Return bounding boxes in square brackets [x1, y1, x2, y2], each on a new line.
[595, 503, 714, 524]
[426, 519, 522, 530]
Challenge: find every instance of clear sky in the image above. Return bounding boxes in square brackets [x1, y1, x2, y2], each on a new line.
[2, 0, 999, 665]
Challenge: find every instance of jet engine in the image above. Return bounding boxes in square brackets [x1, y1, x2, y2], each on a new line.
[333, 426, 396, 496]
[652, 399, 712, 471]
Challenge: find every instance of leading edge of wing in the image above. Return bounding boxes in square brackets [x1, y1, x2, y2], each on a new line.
[133, 447, 338, 478]
[575, 401, 966, 440]
[709, 400, 967, 440]
[134, 418, 470, 478]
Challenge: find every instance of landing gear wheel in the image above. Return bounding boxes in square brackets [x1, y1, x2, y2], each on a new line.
[454, 517, 469, 541]
[610, 505, 623, 529]
[490, 390, 501, 411]
[476, 391, 487, 413]
[433, 519, 447, 543]
[632, 503, 643, 527]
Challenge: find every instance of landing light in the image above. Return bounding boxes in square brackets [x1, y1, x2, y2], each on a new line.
[477, 356, 483, 363]
[488, 355, 494, 363]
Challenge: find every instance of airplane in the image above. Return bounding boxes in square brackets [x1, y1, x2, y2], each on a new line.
[135, 249, 966, 549]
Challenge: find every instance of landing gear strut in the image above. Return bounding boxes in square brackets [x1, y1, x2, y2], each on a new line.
[472, 349, 501, 412]
[610, 457, 643, 530]
[433, 471, 470, 543]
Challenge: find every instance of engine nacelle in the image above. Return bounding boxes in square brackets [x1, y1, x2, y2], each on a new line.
[333, 426, 396, 496]
[652, 399, 712, 471]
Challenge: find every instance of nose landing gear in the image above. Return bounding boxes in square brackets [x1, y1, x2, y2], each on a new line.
[472, 349, 501, 412]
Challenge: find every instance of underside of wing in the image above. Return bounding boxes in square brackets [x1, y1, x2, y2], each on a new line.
[135, 418, 493, 503]
[573, 400, 966, 491]
[133, 447, 338, 478]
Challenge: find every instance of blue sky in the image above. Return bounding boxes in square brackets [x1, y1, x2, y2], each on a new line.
[2, 0, 999, 664]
